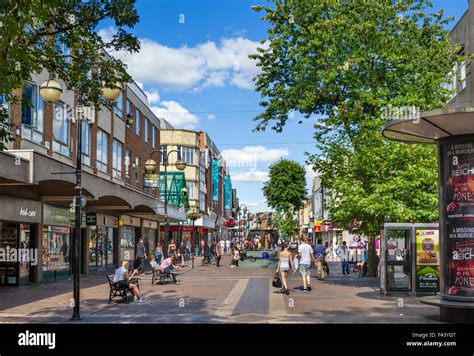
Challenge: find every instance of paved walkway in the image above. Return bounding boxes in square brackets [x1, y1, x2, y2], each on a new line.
[0, 257, 441, 323]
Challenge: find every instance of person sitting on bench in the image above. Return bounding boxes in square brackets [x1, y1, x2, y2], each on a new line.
[160, 255, 181, 285]
[113, 260, 144, 302]
[150, 254, 161, 271]
[356, 250, 368, 278]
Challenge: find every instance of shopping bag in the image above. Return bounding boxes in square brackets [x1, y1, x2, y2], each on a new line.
[293, 256, 299, 270]
[272, 273, 282, 288]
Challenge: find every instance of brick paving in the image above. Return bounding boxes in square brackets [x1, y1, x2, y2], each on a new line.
[0, 256, 441, 323]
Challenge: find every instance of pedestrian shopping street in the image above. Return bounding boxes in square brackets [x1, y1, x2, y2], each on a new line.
[0, 257, 440, 324]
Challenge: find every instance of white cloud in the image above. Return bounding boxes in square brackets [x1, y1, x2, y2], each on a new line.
[221, 146, 289, 170]
[151, 101, 199, 130]
[207, 114, 216, 120]
[145, 89, 160, 105]
[232, 170, 268, 182]
[239, 199, 266, 208]
[102, 26, 266, 92]
[305, 164, 316, 180]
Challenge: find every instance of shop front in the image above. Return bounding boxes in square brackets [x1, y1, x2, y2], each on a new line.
[86, 213, 119, 273]
[42, 204, 75, 281]
[119, 215, 140, 262]
[0, 196, 41, 286]
[142, 219, 158, 259]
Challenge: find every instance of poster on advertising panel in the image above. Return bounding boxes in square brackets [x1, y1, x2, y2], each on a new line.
[415, 229, 440, 292]
[443, 141, 474, 297]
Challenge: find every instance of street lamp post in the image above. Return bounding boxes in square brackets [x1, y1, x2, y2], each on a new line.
[145, 150, 186, 257]
[41, 79, 121, 321]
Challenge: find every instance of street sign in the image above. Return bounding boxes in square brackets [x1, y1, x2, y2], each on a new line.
[143, 173, 159, 188]
[86, 213, 97, 226]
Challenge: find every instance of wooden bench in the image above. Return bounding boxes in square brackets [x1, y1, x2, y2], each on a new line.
[151, 267, 178, 285]
[106, 274, 130, 303]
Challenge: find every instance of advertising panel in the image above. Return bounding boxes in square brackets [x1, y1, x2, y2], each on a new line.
[442, 141, 474, 298]
[415, 229, 440, 292]
[224, 176, 231, 210]
[212, 159, 219, 201]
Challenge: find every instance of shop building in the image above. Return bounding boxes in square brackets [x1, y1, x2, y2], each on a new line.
[0, 67, 186, 286]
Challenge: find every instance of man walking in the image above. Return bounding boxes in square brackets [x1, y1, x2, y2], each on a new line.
[215, 239, 223, 267]
[313, 241, 327, 280]
[136, 238, 147, 275]
[337, 241, 350, 276]
[298, 237, 317, 292]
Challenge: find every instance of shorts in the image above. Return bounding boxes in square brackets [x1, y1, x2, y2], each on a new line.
[117, 280, 130, 289]
[280, 266, 290, 273]
[299, 264, 310, 276]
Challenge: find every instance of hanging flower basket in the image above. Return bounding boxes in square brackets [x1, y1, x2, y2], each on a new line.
[187, 210, 201, 221]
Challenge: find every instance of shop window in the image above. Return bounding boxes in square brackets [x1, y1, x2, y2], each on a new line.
[21, 82, 44, 144]
[120, 227, 135, 261]
[42, 226, 71, 275]
[96, 129, 108, 173]
[52, 101, 70, 156]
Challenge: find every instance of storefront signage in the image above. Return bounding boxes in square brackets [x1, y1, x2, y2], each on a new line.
[86, 213, 97, 226]
[19, 207, 37, 218]
[212, 159, 219, 202]
[442, 141, 474, 297]
[224, 175, 231, 210]
[43, 204, 75, 227]
[0, 196, 42, 223]
[143, 173, 159, 188]
[415, 229, 440, 292]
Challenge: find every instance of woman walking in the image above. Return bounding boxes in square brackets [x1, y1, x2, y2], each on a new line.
[276, 243, 293, 295]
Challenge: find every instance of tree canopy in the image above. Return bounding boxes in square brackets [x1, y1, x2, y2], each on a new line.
[251, 0, 460, 275]
[262, 159, 307, 214]
[0, 0, 140, 149]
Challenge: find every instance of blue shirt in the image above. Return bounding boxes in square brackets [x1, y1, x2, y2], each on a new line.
[313, 244, 326, 259]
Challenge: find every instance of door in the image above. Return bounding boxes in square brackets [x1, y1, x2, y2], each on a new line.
[385, 228, 412, 292]
[0, 222, 19, 286]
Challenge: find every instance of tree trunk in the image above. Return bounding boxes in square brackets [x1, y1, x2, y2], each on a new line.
[367, 235, 377, 277]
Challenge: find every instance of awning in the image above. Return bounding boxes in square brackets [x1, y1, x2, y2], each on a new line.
[382, 107, 474, 144]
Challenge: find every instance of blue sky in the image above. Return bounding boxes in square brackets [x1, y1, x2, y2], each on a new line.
[100, 0, 467, 213]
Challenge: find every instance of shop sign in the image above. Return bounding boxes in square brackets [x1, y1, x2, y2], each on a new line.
[143, 173, 159, 188]
[415, 229, 440, 292]
[19, 207, 37, 218]
[86, 213, 97, 226]
[43, 205, 75, 226]
[442, 141, 474, 297]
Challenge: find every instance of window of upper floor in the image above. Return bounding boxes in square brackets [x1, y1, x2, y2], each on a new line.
[52, 101, 70, 156]
[21, 82, 44, 145]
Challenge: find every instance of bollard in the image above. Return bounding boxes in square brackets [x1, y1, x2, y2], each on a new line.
[192, 253, 194, 269]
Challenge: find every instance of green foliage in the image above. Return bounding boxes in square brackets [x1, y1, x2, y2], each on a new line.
[251, 0, 459, 276]
[279, 216, 298, 238]
[0, 0, 140, 149]
[262, 159, 307, 213]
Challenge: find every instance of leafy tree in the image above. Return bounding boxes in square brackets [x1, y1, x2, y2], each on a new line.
[278, 216, 298, 239]
[0, 0, 140, 149]
[263, 159, 307, 213]
[251, 0, 459, 276]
